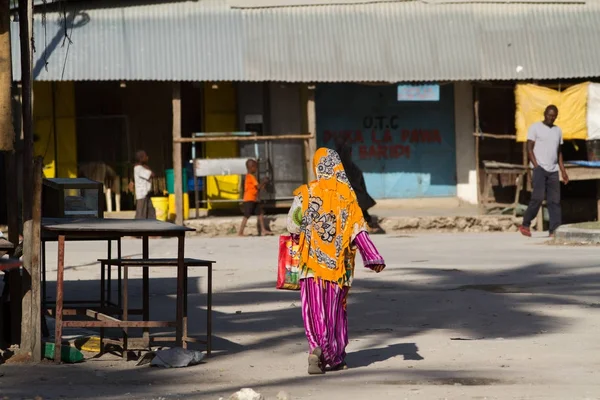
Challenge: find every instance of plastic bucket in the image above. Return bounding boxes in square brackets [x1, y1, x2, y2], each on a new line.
[151, 197, 169, 222]
[165, 169, 188, 194]
[168, 193, 190, 221]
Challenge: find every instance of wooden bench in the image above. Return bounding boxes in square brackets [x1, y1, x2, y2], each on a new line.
[97, 258, 214, 357]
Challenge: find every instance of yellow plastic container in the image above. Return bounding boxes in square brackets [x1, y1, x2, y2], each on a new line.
[168, 193, 190, 221]
[151, 197, 169, 222]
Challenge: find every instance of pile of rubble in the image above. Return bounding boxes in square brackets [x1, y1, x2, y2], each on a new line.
[185, 215, 521, 237]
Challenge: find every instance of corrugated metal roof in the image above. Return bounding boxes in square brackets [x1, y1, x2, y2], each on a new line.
[10, 0, 600, 82]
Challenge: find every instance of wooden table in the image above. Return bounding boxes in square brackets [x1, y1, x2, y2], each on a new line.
[480, 161, 528, 215]
[42, 218, 194, 363]
[562, 163, 600, 220]
[481, 161, 600, 229]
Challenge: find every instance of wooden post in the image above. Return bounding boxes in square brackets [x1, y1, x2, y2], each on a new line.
[0, 0, 15, 151]
[18, 0, 39, 360]
[172, 83, 183, 226]
[306, 85, 317, 181]
[474, 88, 482, 211]
[20, 158, 42, 361]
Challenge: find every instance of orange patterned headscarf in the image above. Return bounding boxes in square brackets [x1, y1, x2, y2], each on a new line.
[293, 148, 366, 286]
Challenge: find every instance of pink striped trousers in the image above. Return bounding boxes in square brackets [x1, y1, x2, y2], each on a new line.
[300, 277, 349, 367]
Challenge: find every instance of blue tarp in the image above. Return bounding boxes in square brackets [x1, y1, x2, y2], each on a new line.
[568, 161, 600, 168]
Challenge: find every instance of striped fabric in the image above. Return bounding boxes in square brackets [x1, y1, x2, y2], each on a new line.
[354, 231, 385, 267]
[300, 277, 349, 367]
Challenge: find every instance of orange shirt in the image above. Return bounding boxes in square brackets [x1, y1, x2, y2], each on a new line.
[243, 174, 259, 202]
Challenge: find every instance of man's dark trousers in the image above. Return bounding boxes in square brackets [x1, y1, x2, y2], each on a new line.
[522, 166, 561, 232]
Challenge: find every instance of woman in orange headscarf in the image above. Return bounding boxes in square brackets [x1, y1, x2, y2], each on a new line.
[287, 148, 386, 374]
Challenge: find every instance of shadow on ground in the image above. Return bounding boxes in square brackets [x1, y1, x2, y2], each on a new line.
[2, 260, 600, 398]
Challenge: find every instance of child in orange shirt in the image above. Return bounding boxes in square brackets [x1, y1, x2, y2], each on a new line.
[238, 159, 273, 236]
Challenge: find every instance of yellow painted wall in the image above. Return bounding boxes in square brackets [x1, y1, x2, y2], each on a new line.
[203, 82, 239, 209]
[33, 82, 77, 178]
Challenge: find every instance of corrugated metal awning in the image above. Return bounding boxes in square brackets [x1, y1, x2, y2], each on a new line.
[10, 0, 600, 82]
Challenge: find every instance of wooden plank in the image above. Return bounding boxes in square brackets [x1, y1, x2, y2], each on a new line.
[62, 321, 177, 328]
[561, 167, 600, 181]
[174, 134, 314, 143]
[306, 85, 317, 182]
[474, 91, 481, 209]
[473, 132, 517, 140]
[172, 83, 183, 226]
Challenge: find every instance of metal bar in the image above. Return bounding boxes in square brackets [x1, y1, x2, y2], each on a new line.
[142, 236, 150, 347]
[54, 235, 65, 363]
[152, 337, 207, 344]
[174, 134, 314, 143]
[41, 240, 46, 308]
[100, 262, 106, 309]
[176, 234, 185, 347]
[122, 263, 128, 359]
[63, 321, 178, 328]
[117, 238, 122, 309]
[207, 263, 212, 356]
[183, 258, 188, 350]
[48, 308, 143, 316]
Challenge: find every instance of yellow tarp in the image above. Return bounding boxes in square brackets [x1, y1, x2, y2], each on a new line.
[515, 83, 589, 142]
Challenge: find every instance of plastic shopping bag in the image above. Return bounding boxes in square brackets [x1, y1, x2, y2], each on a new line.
[276, 235, 300, 290]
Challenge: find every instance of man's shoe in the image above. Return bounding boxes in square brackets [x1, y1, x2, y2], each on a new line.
[518, 225, 532, 237]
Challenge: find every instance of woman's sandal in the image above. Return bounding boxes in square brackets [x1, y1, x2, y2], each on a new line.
[308, 347, 325, 375]
[330, 361, 348, 371]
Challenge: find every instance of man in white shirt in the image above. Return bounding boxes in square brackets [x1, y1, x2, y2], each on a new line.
[133, 150, 156, 220]
[519, 105, 569, 237]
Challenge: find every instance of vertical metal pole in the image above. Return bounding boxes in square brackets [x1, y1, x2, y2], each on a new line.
[54, 235, 65, 363]
[142, 236, 149, 347]
[176, 234, 185, 347]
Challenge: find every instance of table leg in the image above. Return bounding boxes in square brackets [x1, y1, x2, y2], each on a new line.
[183, 262, 188, 349]
[176, 235, 185, 347]
[142, 236, 150, 348]
[106, 240, 112, 306]
[54, 235, 66, 363]
[117, 238, 122, 309]
[100, 261, 106, 352]
[207, 264, 212, 356]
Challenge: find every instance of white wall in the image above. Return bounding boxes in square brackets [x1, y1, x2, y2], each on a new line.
[454, 82, 478, 204]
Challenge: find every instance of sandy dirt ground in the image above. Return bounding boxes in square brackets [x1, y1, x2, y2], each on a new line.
[2, 232, 600, 400]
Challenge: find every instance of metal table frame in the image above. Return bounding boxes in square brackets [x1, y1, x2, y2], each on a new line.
[42, 218, 194, 363]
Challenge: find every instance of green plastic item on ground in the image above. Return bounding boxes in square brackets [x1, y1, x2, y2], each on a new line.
[43, 342, 85, 363]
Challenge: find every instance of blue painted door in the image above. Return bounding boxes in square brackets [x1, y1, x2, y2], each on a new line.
[316, 84, 457, 199]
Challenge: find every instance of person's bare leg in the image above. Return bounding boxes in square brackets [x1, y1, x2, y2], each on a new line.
[259, 214, 273, 236]
[238, 217, 249, 236]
